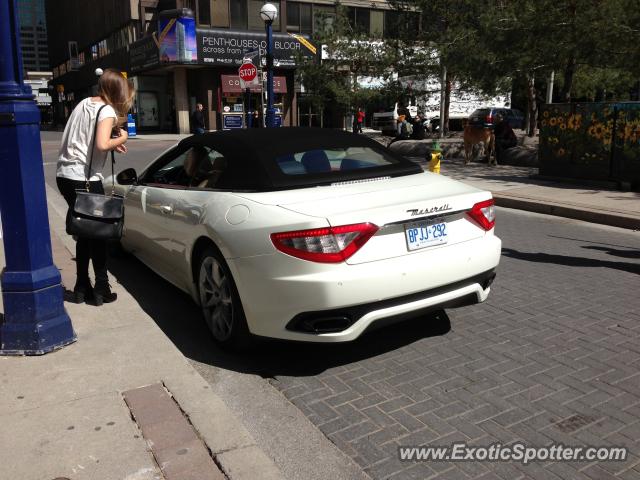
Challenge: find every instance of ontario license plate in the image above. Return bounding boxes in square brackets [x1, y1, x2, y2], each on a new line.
[404, 220, 448, 251]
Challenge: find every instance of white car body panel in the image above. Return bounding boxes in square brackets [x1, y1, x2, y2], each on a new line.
[114, 142, 501, 342]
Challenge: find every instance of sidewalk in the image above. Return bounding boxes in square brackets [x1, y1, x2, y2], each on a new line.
[0, 219, 280, 479]
[437, 158, 640, 231]
[0, 187, 369, 480]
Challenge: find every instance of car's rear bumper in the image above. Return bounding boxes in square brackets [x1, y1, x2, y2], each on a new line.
[229, 234, 501, 342]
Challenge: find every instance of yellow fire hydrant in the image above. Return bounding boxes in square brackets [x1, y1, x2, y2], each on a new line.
[428, 141, 442, 173]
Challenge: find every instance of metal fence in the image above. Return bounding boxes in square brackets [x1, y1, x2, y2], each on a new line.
[539, 102, 640, 185]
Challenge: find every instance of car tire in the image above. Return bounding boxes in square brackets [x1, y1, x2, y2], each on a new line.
[197, 246, 252, 350]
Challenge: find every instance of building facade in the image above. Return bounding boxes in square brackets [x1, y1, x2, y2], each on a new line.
[18, 0, 50, 73]
[46, 0, 415, 131]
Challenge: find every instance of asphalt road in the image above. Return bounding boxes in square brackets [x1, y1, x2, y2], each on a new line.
[41, 132, 640, 480]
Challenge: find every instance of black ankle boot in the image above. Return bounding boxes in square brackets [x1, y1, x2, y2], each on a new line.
[73, 279, 93, 304]
[94, 282, 117, 306]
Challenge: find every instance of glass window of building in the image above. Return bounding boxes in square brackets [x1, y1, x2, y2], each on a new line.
[230, 0, 248, 29]
[385, 10, 419, 38]
[198, 0, 211, 25]
[287, 2, 300, 31]
[313, 4, 335, 34]
[287, 2, 312, 34]
[300, 4, 312, 33]
[370, 9, 383, 37]
[347, 7, 370, 34]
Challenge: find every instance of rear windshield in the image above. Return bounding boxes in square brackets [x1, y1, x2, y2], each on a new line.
[471, 109, 491, 117]
[275, 147, 400, 176]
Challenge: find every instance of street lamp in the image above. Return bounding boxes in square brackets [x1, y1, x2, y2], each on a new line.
[0, 0, 75, 354]
[260, 2, 277, 128]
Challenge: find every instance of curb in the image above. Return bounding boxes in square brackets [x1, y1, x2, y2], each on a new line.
[493, 194, 640, 230]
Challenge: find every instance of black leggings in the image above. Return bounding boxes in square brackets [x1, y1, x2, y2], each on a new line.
[56, 177, 108, 287]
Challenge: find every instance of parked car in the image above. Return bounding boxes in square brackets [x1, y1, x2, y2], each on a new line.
[468, 107, 525, 129]
[111, 128, 501, 348]
[429, 116, 468, 133]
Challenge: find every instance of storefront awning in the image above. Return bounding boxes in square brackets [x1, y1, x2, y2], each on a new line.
[221, 75, 287, 94]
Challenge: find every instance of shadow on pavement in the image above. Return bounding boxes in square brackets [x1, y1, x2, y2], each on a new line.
[502, 247, 640, 275]
[108, 252, 451, 378]
[582, 245, 640, 260]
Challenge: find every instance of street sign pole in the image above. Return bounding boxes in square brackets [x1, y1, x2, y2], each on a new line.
[0, 0, 75, 355]
[246, 88, 252, 128]
[239, 59, 258, 129]
[265, 19, 275, 128]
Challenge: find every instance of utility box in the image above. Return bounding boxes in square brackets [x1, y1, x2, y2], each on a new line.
[127, 113, 137, 137]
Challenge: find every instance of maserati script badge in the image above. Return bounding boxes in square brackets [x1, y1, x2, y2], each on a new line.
[406, 204, 452, 216]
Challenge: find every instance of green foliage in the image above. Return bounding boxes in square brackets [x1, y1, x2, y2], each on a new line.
[567, 67, 638, 101]
[297, 0, 640, 121]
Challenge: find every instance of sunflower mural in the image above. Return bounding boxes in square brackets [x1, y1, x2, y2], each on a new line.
[539, 103, 619, 180]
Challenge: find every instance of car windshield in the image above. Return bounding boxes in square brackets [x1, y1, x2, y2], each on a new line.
[276, 147, 400, 176]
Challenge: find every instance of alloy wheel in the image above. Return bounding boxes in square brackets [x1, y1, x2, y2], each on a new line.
[199, 256, 234, 341]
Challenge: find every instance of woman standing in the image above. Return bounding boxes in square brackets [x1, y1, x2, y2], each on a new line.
[56, 69, 134, 305]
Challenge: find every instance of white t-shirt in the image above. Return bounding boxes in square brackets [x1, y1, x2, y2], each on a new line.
[56, 97, 117, 181]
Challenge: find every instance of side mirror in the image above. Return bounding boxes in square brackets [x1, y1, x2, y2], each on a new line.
[116, 168, 137, 185]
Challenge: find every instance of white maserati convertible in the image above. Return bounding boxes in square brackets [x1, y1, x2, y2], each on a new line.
[113, 128, 501, 347]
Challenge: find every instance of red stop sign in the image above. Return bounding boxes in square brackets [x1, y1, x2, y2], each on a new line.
[239, 62, 257, 82]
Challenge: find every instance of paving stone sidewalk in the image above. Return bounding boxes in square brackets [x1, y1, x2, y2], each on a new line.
[269, 208, 640, 479]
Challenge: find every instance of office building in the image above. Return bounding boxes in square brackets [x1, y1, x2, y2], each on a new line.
[47, 0, 410, 131]
[18, 0, 50, 73]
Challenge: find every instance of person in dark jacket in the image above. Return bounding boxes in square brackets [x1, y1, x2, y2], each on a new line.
[493, 113, 517, 163]
[191, 103, 206, 134]
[411, 113, 426, 140]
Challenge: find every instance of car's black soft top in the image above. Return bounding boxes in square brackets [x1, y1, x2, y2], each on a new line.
[178, 128, 422, 191]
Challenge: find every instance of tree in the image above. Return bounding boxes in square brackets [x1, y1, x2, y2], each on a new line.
[296, 6, 393, 127]
[387, 0, 491, 133]
[472, 1, 564, 135]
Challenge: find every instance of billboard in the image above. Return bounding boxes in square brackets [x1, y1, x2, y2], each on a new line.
[158, 16, 197, 63]
[129, 26, 317, 73]
[198, 29, 317, 68]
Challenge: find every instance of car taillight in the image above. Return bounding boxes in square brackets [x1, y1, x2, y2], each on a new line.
[271, 223, 379, 263]
[467, 199, 496, 231]
[485, 115, 493, 124]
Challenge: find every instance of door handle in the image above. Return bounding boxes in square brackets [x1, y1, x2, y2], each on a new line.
[160, 205, 173, 214]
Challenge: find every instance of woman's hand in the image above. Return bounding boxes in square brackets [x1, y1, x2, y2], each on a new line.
[115, 144, 128, 154]
[97, 121, 128, 152]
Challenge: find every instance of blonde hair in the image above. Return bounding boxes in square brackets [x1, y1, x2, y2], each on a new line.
[98, 68, 135, 117]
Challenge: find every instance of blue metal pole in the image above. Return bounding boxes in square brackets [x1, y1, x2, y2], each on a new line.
[265, 20, 276, 128]
[0, 0, 75, 355]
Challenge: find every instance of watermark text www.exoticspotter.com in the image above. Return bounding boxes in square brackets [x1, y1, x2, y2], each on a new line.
[398, 442, 628, 465]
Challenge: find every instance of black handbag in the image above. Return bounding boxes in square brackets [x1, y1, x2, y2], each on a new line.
[66, 105, 125, 240]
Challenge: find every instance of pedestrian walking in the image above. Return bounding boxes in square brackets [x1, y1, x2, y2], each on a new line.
[56, 69, 134, 305]
[356, 107, 365, 133]
[252, 110, 262, 128]
[191, 103, 206, 134]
